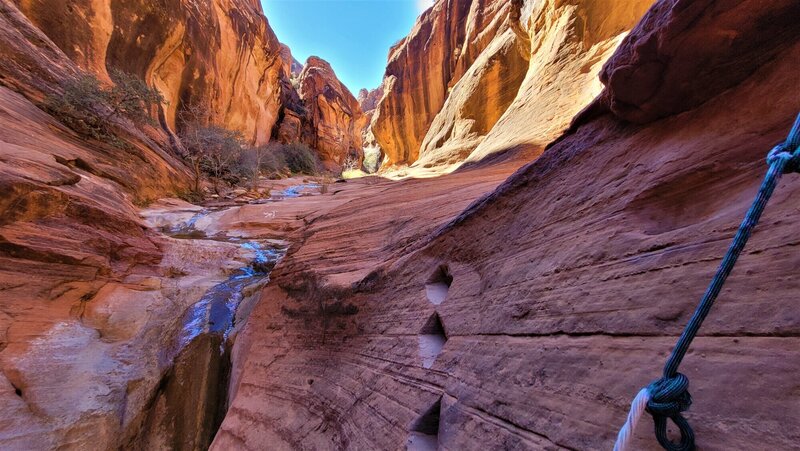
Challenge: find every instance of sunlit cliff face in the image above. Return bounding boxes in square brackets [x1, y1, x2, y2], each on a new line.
[370, 0, 655, 170]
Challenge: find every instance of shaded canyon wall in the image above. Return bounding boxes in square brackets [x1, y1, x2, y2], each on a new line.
[11, 0, 364, 162]
[14, 0, 285, 145]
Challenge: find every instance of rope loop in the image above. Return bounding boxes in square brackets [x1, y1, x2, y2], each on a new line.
[652, 412, 695, 451]
[644, 374, 694, 450]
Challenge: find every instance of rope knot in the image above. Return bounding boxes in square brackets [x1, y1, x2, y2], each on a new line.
[767, 143, 800, 173]
[646, 373, 692, 417]
[646, 374, 696, 451]
[614, 113, 800, 451]
[768, 114, 800, 173]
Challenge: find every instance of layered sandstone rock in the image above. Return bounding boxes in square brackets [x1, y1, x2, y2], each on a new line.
[217, 1, 800, 450]
[410, 0, 531, 167]
[357, 87, 383, 120]
[463, 0, 653, 164]
[273, 70, 314, 147]
[0, 0, 192, 205]
[297, 57, 366, 166]
[1, 0, 296, 448]
[0, 7, 208, 447]
[599, 0, 800, 123]
[14, 0, 287, 144]
[371, 0, 653, 168]
[280, 44, 304, 78]
[9, 0, 364, 161]
[371, 0, 514, 165]
[358, 87, 384, 171]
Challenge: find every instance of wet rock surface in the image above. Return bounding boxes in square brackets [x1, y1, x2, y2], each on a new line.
[0, 179, 318, 449]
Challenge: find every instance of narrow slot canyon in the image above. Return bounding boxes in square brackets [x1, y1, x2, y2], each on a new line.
[1, 0, 800, 450]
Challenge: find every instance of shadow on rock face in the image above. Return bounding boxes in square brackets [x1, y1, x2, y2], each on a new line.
[124, 334, 230, 451]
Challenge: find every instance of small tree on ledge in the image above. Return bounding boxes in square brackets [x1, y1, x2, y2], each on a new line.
[105, 69, 164, 126]
[45, 68, 164, 145]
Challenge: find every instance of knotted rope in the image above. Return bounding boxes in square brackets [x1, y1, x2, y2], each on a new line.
[614, 112, 800, 451]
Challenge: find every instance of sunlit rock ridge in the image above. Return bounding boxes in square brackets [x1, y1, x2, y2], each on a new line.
[370, 0, 653, 169]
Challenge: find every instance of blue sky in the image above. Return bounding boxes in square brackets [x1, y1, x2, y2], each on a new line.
[261, 0, 433, 94]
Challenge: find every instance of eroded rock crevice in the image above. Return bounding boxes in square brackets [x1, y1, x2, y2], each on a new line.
[126, 334, 231, 451]
[425, 264, 452, 305]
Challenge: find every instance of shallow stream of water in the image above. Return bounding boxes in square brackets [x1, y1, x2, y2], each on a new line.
[162, 208, 287, 354]
[161, 181, 323, 347]
[134, 185, 320, 449]
[253, 182, 321, 202]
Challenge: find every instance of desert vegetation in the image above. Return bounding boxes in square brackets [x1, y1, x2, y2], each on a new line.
[48, 75, 329, 198]
[177, 104, 323, 196]
[264, 142, 322, 175]
[178, 121, 245, 194]
[45, 69, 164, 146]
[45, 70, 338, 199]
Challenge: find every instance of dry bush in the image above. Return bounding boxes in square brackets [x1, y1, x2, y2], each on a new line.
[178, 121, 245, 194]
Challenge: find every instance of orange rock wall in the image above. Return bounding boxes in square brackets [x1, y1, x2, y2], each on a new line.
[372, 0, 653, 168]
[14, 0, 286, 145]
[371, 0, 513, 165]
[464, 0, 653, 164]
[297, 57, 366, 165]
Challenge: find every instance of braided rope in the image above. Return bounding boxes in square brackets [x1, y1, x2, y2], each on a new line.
[614, 388, 650, 451]
[614, 113, 800, 451]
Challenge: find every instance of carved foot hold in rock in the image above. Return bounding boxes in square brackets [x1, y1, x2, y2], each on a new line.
[418, 312, 447, 369]
[407, 396, 442, 451]
[425, 264, 452, 305]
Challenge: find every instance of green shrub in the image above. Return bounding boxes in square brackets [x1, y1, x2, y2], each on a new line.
[105, 69, 164, 126]
[46, 74, 108, 140]
[254, 142, 321, 177]
[281, 143, 320, 175]
[45, 69, 164, 145]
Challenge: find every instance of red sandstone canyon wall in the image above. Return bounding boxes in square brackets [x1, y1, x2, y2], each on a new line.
[216, 1, 800, 449]
[13, 0, 292, 145]
[297, 57, 366, 167]
[371, 0, 654, 169]
[0, 0, 361, 447]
